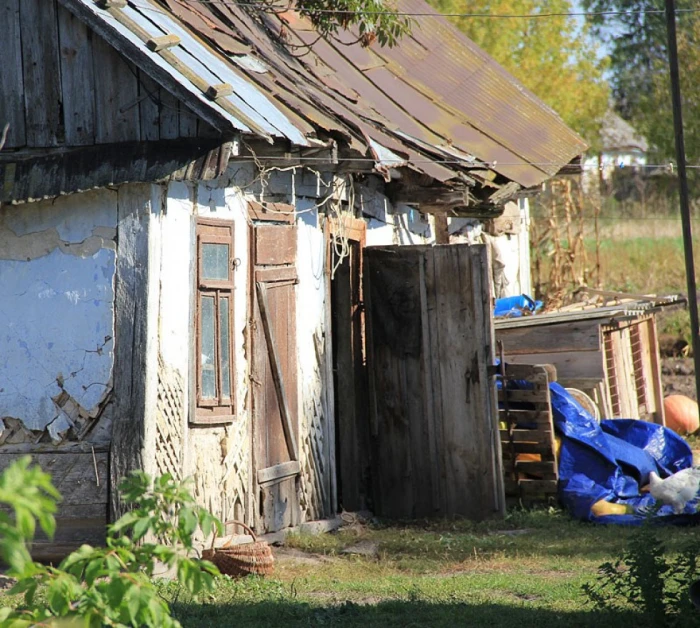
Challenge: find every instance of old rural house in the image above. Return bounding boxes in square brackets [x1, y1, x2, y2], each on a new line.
[0, 0, 586, 556]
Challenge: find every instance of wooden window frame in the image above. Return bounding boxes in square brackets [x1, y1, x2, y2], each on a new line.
[193, 218, 236, 425]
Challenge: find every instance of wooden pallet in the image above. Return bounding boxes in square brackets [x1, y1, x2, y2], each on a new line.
[498, 363, 558, 503]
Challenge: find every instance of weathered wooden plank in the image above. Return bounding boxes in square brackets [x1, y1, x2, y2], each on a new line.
[256, 282, 299, 462]
[514, 460, 557, 475]
[419, 251, 442, 514]
[257, 461, 301, 485]
[498, 409, 553, 425]
[427, 245, 496, 519]
[364, 249, 420, 518]
[110, 184, 153, 520]
[499, 429, 554, 444]
[505, 350, 605, 380]
[0, 442, 109, 455]
[255, 267, 297, 284]
[139, 73, 161, 141]
[57, 4, 96, 145]
[504, 478, 558, 495]
[333, 248, 361, 510]
[500, 364, 553, 383]
[249, 201, 295, 224]
[0, 0, 26, 148]
[92, 34, 140, 143]
[146, 34, 181, 51]
[498, 389, 550, 404]
[255, 225, 297, 265]
[20, 0, 62, 146]
[0, 453, 108, 505]
[0, 139, 225, 203]
[179, 102, 199, 138]
[500, 440, 554, 455]
[496, 319, 601, 355]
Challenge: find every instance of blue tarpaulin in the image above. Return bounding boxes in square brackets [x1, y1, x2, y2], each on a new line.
[508, 377, 700, 524]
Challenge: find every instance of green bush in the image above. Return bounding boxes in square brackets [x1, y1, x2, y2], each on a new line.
[583, 521, 700, 627]
[0, 456, 223, 627]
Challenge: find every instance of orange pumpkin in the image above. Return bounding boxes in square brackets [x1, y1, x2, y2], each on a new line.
[664, 395, 700, 435]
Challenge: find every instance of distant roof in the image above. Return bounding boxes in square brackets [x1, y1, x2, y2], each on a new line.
[63, 0, 587, 196]
[600, 111, 648, 153]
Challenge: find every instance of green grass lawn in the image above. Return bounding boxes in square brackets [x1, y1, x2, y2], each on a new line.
[158, 508, 699, 627]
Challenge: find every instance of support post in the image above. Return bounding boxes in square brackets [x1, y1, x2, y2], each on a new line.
[665, 0, 700, 404]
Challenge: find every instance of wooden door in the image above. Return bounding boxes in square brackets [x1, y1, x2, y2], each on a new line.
[251, 221, 300, 533]
[364, 244, 505, 521]
[328, 219, 369, 511]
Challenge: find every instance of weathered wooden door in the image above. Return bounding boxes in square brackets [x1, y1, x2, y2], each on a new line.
[250, 220, 300, 533]
[328, 219, 369, 511]
[364, 244, 505, 521]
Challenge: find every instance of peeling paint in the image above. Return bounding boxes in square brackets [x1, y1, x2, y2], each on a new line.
[0, 191, 116, 433]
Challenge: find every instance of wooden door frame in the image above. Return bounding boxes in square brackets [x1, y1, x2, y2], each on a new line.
[324, 215, 366, 512]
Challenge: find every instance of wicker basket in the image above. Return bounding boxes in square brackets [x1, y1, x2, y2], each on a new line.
[202, 520, 274, 578]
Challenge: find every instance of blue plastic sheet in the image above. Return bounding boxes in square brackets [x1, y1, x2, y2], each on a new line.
[494, 294, 543, 318]
[549, 382, 699, 524]
[506, 376, 699, 524]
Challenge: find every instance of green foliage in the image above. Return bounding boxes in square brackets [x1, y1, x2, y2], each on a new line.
[427, 0, 610, 145]
[253, 0, 412, 47]
[582, 0, 700, 164]
[0, 457, 223, 628]
[583, 522, 700, 627]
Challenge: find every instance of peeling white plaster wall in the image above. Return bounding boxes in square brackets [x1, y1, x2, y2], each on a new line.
[0, 190, 116, 438]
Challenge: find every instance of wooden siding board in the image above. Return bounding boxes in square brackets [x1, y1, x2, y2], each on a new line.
[138, 72, 161, 141]
[505, 350, 605, 380]
[179, 103, 199, 137]
[57, 4, 96, 145]
[158, 87, 180, 139]
[495, 319, 601, 355]
[93, 35, 140, 143]
[0, 0, 27, 148]
[20, 0, 63, 146]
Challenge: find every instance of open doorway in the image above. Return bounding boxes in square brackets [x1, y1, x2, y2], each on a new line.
[327, 218, 370, 512]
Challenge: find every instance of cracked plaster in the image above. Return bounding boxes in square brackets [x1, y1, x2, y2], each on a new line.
[0, 192, 116, 432]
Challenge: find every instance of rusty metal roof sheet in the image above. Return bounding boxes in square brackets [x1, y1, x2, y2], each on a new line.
[62, 0, 587, 191]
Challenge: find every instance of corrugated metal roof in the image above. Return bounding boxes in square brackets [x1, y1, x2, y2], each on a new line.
[63, 0, 587, 195]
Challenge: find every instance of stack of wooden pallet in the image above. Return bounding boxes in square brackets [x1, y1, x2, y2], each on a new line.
[498, 363, 559, 504]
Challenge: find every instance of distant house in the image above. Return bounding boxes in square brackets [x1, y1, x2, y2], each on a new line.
[583, 111, 649, 195]
[0, 0, 585, 557]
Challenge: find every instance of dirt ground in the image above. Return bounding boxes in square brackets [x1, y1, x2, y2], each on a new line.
[662, 357, 697, 400]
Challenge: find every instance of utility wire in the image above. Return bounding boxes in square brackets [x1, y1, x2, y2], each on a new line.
[179, 0, 700, 19]
[228, 154, 700, 169]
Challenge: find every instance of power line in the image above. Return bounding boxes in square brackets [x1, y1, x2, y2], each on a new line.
[230, 154, 700, 169]
[179, 0, 700, 19]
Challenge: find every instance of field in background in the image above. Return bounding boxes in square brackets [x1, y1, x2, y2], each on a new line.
[530, 210, 700, 353]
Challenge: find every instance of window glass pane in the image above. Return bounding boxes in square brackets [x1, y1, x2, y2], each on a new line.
[200, 296, 217, 399]
[219, 296, 231, 400]
[202, 243, 229, 281]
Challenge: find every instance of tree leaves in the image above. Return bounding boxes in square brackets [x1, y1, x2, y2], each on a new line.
[0, 460, 223, 628]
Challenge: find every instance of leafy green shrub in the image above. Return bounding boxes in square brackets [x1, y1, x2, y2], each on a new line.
[0, 456, 222, 627]
[583, 521, 700, 627]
